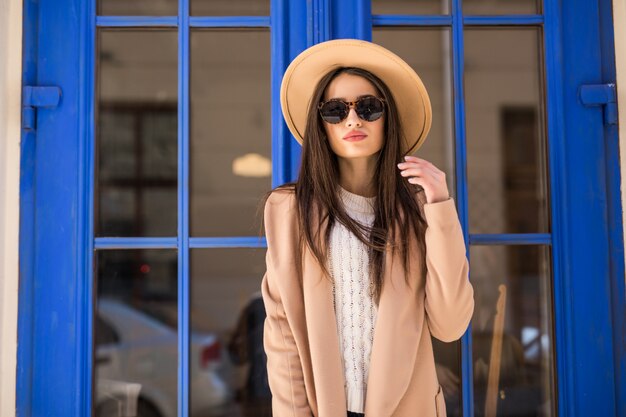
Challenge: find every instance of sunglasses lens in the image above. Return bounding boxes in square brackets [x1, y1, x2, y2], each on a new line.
[320, 101, 348, 123]
[356, 96, 384, 122]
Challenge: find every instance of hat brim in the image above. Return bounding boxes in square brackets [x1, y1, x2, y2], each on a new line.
[280, 39, 432, 155]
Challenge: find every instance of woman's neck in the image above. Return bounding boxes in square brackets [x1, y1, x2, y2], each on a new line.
[338, 157, 377, 198]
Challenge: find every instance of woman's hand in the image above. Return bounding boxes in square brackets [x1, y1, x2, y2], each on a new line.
[397, 155, 450, 204]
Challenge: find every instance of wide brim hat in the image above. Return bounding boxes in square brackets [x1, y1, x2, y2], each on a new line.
[280, 38, 432, 155]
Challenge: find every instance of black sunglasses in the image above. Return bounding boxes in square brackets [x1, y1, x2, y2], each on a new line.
[318, 95, 386, 124]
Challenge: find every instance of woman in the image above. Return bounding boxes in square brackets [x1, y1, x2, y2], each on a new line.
[258, 39, 474, 417]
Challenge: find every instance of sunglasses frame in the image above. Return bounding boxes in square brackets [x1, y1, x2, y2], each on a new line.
[317, 95, 386, 124]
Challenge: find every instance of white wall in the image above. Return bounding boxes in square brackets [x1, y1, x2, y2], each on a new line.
[0, 0, 21, 415]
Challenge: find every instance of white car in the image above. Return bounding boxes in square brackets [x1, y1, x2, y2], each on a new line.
[95, 297, 232, 417]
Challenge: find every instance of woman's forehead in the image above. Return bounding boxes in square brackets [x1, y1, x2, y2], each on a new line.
[324, 73, 378, 100]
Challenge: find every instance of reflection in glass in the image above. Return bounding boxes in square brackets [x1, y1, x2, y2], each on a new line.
[94, 250, 178, 417]
[97, 0, 178, 16]
[373, 28, 456, 199]
[432, 338, 463, 416]
[373, 0, 449, 15]
[463, 0, 540, 15]
[96, 29, 178, 237]
[470, 245, 555, 417]
[191, 0, 269, 16]
[190, 29, 271, 237]
[464, 28, 549, 234]
[191, 248, 269, 417]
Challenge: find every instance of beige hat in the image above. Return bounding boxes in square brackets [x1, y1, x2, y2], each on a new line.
[280, 38, 432, 155]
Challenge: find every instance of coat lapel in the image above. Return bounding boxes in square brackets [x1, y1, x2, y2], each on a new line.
[302, 243, 347, 417]
[365, 224, 423, 416]
[302, 213, 423, 417]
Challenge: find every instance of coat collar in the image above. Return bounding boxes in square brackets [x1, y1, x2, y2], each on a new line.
[301, 212, 424, 417]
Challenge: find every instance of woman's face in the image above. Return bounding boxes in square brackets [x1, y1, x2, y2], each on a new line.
[321, 73, 385, 161]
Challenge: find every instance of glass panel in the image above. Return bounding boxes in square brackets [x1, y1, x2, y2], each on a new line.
[463, 0, 541, 15]
[191, 0, 270, 16]
[190, 248, 269, 416]
[94, 250, 178, 417]
[464, 28, 549, 234]
[470, 245, 555, 417]
[190, 29, 271, 237]
[373, 28, 457, 199]
[432, 338, 463, 416]
[97, 0, 178, 16]
[373, 0, 449, 14]
[96, 29, 178, 237]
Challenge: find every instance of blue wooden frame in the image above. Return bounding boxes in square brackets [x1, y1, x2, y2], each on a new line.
[16, 0, 625, 416]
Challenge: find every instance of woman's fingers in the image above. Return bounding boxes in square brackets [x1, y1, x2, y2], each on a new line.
[397, 157, 450, 204]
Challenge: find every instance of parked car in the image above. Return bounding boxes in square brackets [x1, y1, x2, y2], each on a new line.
[95, 297, 232, 417]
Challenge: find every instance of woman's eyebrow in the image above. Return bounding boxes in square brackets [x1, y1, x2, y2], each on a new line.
[327, 94, 374, 100]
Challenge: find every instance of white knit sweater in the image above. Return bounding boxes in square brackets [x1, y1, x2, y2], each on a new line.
[328, 185, 378, 413]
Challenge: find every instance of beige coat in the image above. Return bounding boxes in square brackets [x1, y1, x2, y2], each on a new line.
[260, 189, 474, 417]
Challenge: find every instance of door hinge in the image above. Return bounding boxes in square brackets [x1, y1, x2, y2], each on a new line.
[22, 86, 62, 131]
[579, 83, 617, 125]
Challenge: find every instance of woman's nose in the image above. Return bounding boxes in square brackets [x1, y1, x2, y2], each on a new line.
[345, 107, 362, 127]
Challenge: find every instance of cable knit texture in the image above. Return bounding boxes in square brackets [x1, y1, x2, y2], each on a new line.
[327, 185, 378, 413]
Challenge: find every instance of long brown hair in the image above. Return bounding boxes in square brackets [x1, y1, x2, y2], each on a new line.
[258, 66, 427, 307]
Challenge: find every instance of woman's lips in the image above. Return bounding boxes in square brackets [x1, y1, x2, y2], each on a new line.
[343, 135, 367, 142]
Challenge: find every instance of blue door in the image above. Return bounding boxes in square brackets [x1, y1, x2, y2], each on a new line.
[18, 0, 625, 416]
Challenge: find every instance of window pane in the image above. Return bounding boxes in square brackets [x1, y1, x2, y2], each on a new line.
[463, 0, 541, 15]
[97, 0, 178, 16]
[94, 250, 178, 417]
[190, 29, 271, 237]
[432, 338, 463, 416]
[470, 245, 556, 417]
[191, 0, 269, 16]
[372, 0, 450, 15]
[96, 29, 178, 237]
[464, 28, 549, 234]
[373, 28, 457, 199]
[190, 248, 269, 416]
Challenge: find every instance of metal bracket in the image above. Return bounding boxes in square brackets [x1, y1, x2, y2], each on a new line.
[22, 86, 62, 132]
[579, 83, 617, 125]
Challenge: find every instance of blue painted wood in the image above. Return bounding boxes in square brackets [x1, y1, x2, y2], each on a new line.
[448, 1, 475, 416]
[21, 86, 63, 131]
[189, 237, 267, 248]
[95, 237, 179, 249]
[287, 1, 307, 180]
[598, 0, 626, 414]
[22, 86, 62, 108]
[76, 0, 96, 415]
[462, 14, 544, 25]
[16, 0, 625, 415]
[543, 1, 573, 415]
[177, 0, 190, 415]
[272, 0, 291, 186]
[96, 15, 271, 27]
[373, 15, 453, 26]
[469, 233, 552, 245]
[579, 83, 617, 125]
[189, 16, 270, 27]
[17, 0, 87, 414]
[308, 0, 330, 46]
[554, 0, 618, 415]
[16, 0, 39, 413]
[96, 16, 178, 26]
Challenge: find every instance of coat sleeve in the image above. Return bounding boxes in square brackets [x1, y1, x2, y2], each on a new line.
[419, 194, 475, 342]
[260, 192, 313, 416]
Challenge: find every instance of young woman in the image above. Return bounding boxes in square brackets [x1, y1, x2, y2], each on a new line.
[258, 39, 475, 417]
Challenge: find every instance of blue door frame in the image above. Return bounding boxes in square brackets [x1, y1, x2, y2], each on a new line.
[17, 0, 625, 416]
